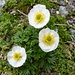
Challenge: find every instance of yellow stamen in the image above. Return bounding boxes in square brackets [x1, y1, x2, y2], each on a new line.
[42, 33, 55, 46]
[13, 53, 22, 61]
[34, 13, 45, 24]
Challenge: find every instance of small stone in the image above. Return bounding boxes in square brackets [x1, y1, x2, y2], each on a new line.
[68, 20, 73, 24]
[73, 37, 75, 41]
[0, 54, 2, 59]
[65, 0, 68, 3]
[60, 0, 66, 5]
[73, 23, 75, 26]
[56, 11, 59, 14]
[73, 17, 75, 21]
[70, 29, 75, 35]
[50, 8, 56, 14]
[66, 5, 74, 12]
[73, 1, 75, 6]
[10, 10, 16, 15]
[70, 16, 73, 19]
[67, 0, 73, 5]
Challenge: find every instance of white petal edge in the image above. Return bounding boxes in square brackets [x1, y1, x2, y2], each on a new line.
[33, 4, 46, 9]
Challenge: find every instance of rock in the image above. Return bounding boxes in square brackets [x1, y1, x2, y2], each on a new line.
[64, 0, 68, 3]
[67, 0, 73, 5]
[59, 6, 68, 17]
[73, 17, 75, 21]
[50, 8, 56, 14]
[66, 4, 75, 12]
[56, 11, 59, 14]
[73, 1, 75, 6]
[60, 0, 66, 5]
[10, 10, 16, 15]
[68, 20, 73, 24]
[69, 29, 75, 35]
[0, 0, 5, 8]
[69, 28, 75, 41]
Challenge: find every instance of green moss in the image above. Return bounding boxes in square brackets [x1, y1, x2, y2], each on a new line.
[58, 26, 71, 42]
[69, 11, 75, 16]
[0, 0, 75, 75]
[37, 0, 58, 9]
[55, 15, 66, 24]
[4, 0, 17, 10]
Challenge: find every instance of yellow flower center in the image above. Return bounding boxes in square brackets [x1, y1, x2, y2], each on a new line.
[34, 13, 45, 24]
[13, 53, 22, 61]
[42, 33, 55, 46]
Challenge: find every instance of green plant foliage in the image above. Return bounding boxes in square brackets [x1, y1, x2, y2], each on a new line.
[0, 0, 75, 75]
[37, 0, 58, 9]
[58, 26, 71, 42]
[55, 15, 66, 24]
[4, 0, 17, 10]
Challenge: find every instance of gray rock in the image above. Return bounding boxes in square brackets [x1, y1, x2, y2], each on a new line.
[68, 20, 73, 24]
[70, 29, 75, 35]
[50, 8, 56, 14]
[73, 17, 75, 21]
[73, 1, 75, 6]
[67, 0, 73, 5]
[66, 4, 75, 12]
[0, 0, 5, 8]
[60, 0, 66, 5]
[59, 6, 68, 17]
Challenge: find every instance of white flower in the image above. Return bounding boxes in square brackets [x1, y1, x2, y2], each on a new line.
[7, 46, 27, 67]
[39, 28, 59, 52]
[28, 4, 50, 28]
[0, 0, 5, 8]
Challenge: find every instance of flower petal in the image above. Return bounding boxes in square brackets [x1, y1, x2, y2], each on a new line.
[39, 28, 59, 52]
[33, 4, 46, 9]
[28, 4, 50, 28]
[7, 46, 27, 67]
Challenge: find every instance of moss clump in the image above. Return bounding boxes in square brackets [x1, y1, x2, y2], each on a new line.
[0, 0, 75, 75]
